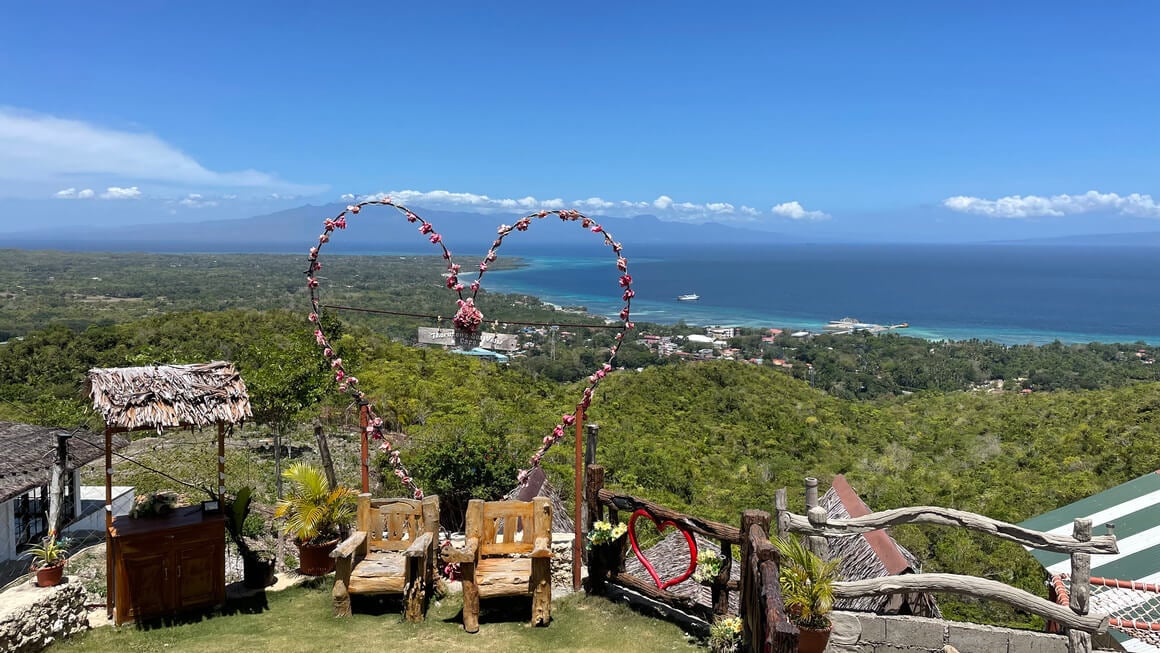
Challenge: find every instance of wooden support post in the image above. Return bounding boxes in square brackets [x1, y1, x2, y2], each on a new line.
[1068, 518, 1093, 653]
[573, 406, 584, 591]
[315, 423, 337, 492]
[775, 487, 789, 541]
[404, 555, 425, 622]
[359, 405, 370, 494]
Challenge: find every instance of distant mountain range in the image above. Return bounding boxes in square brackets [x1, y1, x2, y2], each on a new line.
[5, 202, 1160, 252]
[2, 203, 794, 253]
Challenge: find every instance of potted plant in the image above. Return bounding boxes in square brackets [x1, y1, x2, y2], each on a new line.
[273, 462, 356, 576]
[225, 486, 276, 588]
[26, 531, 70, 587]
[773, 535, 840, 653]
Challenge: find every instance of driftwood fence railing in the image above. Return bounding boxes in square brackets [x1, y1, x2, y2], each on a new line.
[585, 464, 742, 620]
[778, 477, 1119, 653]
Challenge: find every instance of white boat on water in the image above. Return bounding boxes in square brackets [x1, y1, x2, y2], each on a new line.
[677, 293, 700, 301]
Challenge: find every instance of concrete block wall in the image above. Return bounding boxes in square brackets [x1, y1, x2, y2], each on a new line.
[825, 611, 1093, 653]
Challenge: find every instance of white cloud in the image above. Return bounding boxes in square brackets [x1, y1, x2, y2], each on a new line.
[351, 189, 833, 224]
[54, 187, 95, 199]
[101, 186, 141, 200]
[340, 193, 357, 201]
[0, 107, 326, 197]
[771, 201, 831, 221]
[943, 190, 1160, 218]
[55, 186, 140, 200]
[178, 193, 218, 208]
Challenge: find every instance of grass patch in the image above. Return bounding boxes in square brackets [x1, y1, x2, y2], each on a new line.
[51, 581, 703, 652]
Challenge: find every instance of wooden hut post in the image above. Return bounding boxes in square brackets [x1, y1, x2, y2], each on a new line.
[104, 426, 115, 619]
[217, 423, 226, 503]
[1068, 518, 1093, 653]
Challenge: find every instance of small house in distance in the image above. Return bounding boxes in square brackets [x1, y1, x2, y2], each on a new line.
[821, 474, 942, 618]
[0, 421, 129, 562]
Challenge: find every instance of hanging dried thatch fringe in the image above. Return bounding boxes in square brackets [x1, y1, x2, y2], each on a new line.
[87, 361, 252, 433]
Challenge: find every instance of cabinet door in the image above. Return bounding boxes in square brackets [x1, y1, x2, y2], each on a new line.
[121, 551, 171, 618]
[175, 541, 222, 609]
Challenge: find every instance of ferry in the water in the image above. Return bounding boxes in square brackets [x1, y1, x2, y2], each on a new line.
[677, 293, 700, 301]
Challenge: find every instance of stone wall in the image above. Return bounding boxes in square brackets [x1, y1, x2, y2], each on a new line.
[0, 581, 89, 653]
[826, 611, 1101, 653]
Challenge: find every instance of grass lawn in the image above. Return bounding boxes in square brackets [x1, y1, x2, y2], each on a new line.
[51, 580, 704, 653]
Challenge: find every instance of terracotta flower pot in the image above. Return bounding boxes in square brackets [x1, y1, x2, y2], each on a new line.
[797, 624, 831, 653]
[35, 563, 65, 588]
[297, 538, 339, 576]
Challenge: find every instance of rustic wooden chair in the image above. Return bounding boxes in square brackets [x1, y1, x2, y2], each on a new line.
[442, 497, 553, 632]
[331, 493, 440, 621]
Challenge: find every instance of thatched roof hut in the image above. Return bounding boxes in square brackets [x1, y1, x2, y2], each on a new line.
[505, 467, 574, 533]
[0, 422, 128, 504]
[624, 531, 740, 614]
[821, 474, 941, 618]
[87, 361, 252, 432]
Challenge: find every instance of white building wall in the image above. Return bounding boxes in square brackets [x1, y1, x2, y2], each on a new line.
[0, 499, 13, 561]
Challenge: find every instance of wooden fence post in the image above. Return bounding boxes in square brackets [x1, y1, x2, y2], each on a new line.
[713, 537, 732, 616]
[585, 465, 606, 594]
[1068, 518, 1093, 653]
[740, 510, 771, 653]
[804, 477, 828, 557]
[775, 487, 789, 541]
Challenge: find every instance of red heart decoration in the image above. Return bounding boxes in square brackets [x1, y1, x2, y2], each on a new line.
[627, 508, 698, 590]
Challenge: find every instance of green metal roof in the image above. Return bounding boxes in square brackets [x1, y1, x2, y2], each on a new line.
[1020, 470, 1160, 582]
[1020, 470, 1160, 653]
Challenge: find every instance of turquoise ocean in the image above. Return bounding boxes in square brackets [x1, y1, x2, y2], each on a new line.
[478, 244, 1160, 345]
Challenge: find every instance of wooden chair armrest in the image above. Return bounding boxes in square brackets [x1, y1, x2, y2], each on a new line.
[530, 536, 552, 558]
[441, 536, 479, 564]
[404, 532, 433, 558]
[331, 531, 367, 559]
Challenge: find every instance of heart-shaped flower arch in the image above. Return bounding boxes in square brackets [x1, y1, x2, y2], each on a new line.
[305, 199, 635, 498]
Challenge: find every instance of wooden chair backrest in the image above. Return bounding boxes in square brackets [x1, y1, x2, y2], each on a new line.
[467, 497, 552, 557]
[358, 494, 439, 553]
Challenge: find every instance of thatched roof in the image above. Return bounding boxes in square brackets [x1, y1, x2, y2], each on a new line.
[822, 475, 941, 618]
[505, 467, 575, 533]
[0, 422, 129, 503]
[88, 361, 252, 432]
[625, 531, 740, 614]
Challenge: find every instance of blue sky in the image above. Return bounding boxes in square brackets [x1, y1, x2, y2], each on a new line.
[2, 2, 1159, 238]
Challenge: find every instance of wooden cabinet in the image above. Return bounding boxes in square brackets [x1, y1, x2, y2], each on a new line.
[109, 507, 226, 625]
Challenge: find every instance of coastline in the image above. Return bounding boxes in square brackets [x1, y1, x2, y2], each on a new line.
[486, 276, 1160, 347]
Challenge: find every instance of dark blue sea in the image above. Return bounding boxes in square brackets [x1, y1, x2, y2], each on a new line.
[478, 244, 1160, 345]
